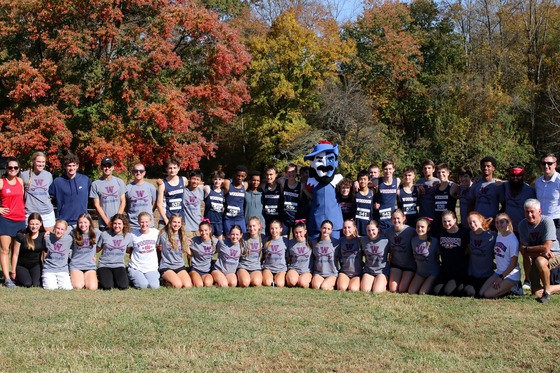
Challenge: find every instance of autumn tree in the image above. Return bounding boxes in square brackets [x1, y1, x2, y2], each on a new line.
[0, 0, 250, 170]
[217, 1, 354, 170]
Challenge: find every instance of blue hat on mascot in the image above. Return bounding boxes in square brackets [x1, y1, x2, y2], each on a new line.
[304, 141, 339, 161]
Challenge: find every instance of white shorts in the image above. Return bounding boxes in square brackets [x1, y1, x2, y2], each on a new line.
[42, 271, 73, 290]
[26, 210, 56, 228]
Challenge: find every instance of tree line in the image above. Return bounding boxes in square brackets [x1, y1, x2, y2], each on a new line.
[0, 0, 558, 180]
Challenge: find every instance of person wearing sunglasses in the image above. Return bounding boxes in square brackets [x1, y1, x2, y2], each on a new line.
[536, 154, 560, 241]
[90, 157, 126, 231]
[0, 157, 26, 287]
[125, 163, 157, 230]
[504, 165, 536, 291]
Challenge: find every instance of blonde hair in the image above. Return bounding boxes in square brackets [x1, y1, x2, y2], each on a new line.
[495, 213, 514, 233]
[160, 213, 188, 252]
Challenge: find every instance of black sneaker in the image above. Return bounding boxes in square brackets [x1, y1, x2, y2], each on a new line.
[537, 291, 551, 303]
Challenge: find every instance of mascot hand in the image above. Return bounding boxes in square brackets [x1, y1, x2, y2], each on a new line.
[330, 174, 343, 187]
[307, 177, 319, 188]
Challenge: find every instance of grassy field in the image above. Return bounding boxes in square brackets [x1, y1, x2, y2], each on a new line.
[0, 287, 557, 372]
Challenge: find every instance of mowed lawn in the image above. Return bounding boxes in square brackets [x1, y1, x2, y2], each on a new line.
[0, 288, 557, 372]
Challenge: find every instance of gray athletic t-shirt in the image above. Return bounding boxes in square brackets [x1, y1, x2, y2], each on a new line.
[90, 176, 126, 228]
[262, 237, 288, 273]
[238, 234, 265, 271]
[183, 187, 204, 231]
[21, 170, 54, 215]
[157, 231, 186, 270]
[97, 231, 134, 268]
[385, 225, 416, 269]
[126, 182, 157, 230]
[468, 230, 497, 278]
[339, 236, 363, 277]
[518, 215, 560, 254]
[360, 236, 390, 276]
[43, 232, 73, 273]
[287, 239, 313, 274]
[69, 229, 101, 271]
[469, 179, 505, 219]
[214, 239, 243, 275]
[312, 238, 340, 277]
[189, 236, 218, 273]
[412, 236, 440, 276]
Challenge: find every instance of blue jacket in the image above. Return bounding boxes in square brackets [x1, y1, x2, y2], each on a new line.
[49, 173, 92, 225]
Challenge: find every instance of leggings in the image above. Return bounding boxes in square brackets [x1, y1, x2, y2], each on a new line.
[15, 263, 42, 287]
[98, 267, 129, 290]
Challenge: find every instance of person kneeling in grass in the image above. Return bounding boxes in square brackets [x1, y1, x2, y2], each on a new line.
[479, 213, 520, 298]
[128, 212, 160, 289]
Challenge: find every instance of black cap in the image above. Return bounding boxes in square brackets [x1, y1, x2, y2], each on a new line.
[101, 157, 114, 166]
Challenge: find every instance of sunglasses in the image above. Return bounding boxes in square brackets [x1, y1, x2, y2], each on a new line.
[133, 169, 145, 173]
[541, 161, 556, 166]
[7, 166, 19, 170]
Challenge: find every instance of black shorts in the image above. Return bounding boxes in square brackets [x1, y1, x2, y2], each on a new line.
[391, 263, 416, 273]
[159, 266, 187, 276]
[465, 276, 489, 291]
[434, 271, 467, 287]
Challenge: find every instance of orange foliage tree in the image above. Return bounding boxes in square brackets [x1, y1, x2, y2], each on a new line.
[0, 0, 250, 169]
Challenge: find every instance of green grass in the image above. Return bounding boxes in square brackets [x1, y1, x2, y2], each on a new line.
[0, 287, 557, 372]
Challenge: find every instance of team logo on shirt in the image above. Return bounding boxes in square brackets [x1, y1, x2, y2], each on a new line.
[415, 244, 428, 256]
[474, 240, 482, 248]
[52, 243, 64, 252]
[343, 243, 355, 253]
[105, 186, 119, 197]
[250, 242, 260, 252]
[317, 246, 330, 256]
[34, 179, 44, 186]
[83, 238, 90, 247]
[394, 236, 402, 245]
[370, 245, 381, 255]
[228, 249, 239, 258]
[136, 190, 145, 198]
[203, 245, 213, 253]
[296, 246, 307, 254]
[530, 232, 540, 241]
[269, 244, 279, 252]
[185, 195, 198, 207]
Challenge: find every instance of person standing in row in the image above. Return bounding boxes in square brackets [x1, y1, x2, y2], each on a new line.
[157, 157, 188, 226]
[21, 151, 55, 231]
[49, 153, 92, 227]
[126, 163, 157, 231]
[90, 157, 126, 230]
[0, 157, 26, 287]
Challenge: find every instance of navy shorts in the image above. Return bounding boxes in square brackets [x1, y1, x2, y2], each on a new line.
[190, 268, 210, 277]
[391, 263, 416, 273]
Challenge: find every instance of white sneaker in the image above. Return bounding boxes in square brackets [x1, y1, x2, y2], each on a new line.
[522, 281, 531, 291]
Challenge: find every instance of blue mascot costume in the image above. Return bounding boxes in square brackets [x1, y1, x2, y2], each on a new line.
[304, 141, 343, 239]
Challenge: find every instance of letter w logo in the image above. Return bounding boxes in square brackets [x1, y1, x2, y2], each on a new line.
[250, 242, 260, 251]
[112, 239, 122, 247]
[53, 243, 63, 252]
[229, 249, 238, 257]
[319, 246, 329, 254]
[474, 240, 482, 248]
[371, 245, 380, 254]
[34, 179, 44, 186]
[203, 245, 213, 253]
[530, 232, 539, 241]
[106, 186, 115, 194]
[83, 238, 90, 246]
[297, 247, 306, 254]
[270, 244, 279, 252]
[136, 190, 145, 198]
[394, 237, 402, 245]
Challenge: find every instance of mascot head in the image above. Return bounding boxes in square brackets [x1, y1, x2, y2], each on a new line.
[304, 141, 339, 184]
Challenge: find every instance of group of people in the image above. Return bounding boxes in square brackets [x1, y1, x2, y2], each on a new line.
[1, 151, 559, 303]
